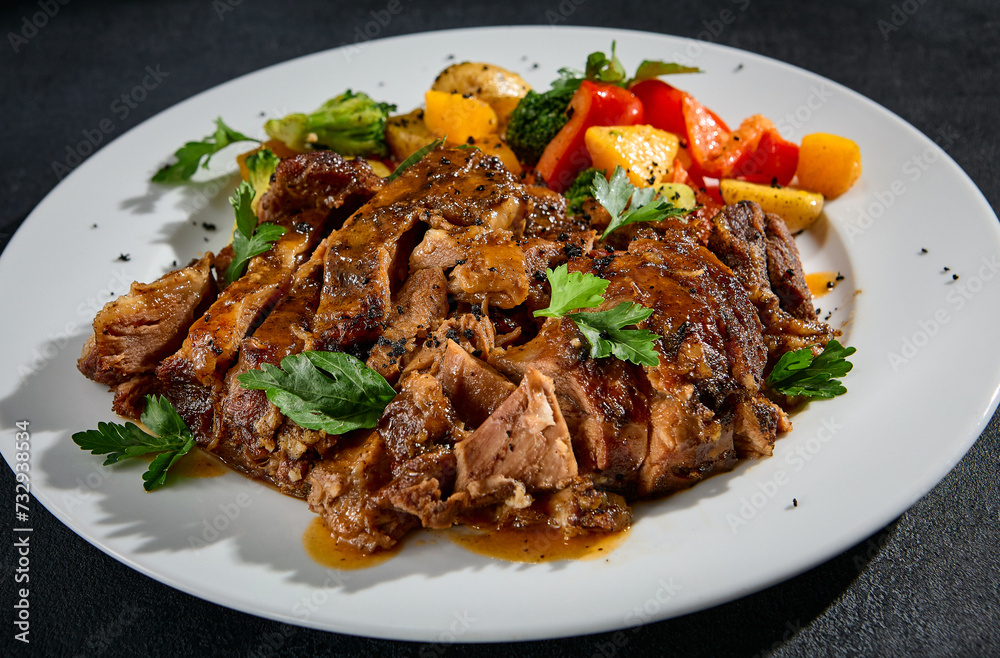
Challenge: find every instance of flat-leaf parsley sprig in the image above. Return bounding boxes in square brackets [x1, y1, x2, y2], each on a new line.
[534, 264, 661, 367]
[766, 339, 857, 399]
[594, 166, 692, 240]
[151, 117, 259, 183]
[72, 395, 196, 491]
[237, 351, 397, 435]
[224, 180, 287, 285]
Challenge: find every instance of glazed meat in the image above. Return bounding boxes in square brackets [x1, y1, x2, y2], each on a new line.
[80, 146, 837, 554]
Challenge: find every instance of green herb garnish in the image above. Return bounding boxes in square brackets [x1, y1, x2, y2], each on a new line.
[224, 180, 287, 285]
[237, 351, 397, 434]
[72, 395, 196, 491]
[152, 117, 259, 183]
[767, 340, 857, 398]
[534, 264, 661, 367]
[385, 137, 446, 183]
[594, 166, 690, 240]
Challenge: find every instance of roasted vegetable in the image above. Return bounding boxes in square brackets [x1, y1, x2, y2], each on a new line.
[584, 124, 679, 187]
[264, 90, 395, 156]
[431, 62, 531, 126]
[505, 87, 575, 166]
[564, 168, 603, 214]
[423, 90, 498, 144]
[244, 148, 278, 213]
[385, 109, 437, 161]
[795, 133, 862, 199]
[719, 179, 824, 232]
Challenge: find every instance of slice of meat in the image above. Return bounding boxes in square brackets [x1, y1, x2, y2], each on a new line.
[378, 371, 459, 466]
[312, 147, 530, 351]
[708, 201, 835, 356]
[763, 212, 818, 320]
[545, 476, 632, 535]
[438, 340, 516, 427]
[366, 267, 449, 383]
[496, 317, 649, 493]
[159, 152, 381, 442]
[593, 238, 775, 493]
[520, 233, 597, 314]
[214, 242, 329, 476]
[78, 253, 216, 387]
[454, 368, 577, 501]
[375, 449, 466, 529]
[306, 432, 416, 553]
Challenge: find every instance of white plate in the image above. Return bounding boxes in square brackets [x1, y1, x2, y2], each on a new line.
[2, 26, 1000, 642]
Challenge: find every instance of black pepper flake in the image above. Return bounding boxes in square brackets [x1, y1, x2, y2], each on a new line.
[91, 223, 98, 229]
[463, 329, 475, 341]
[826, 281, 834, 289]
[366, 305, 380, 319]
[792, 498, 798, 508]
[943, 266, 950, 272]
[919, 248, 928, 254]
[557, 232, 569, 242]
[172, 260, 178, 267]
[735, 63, 744, 72]
[455, 259, 467, 265]
[532, 271, 546, 282]
[770, 177, 780, 188]
[202, 222, 216, 231]
[952, 274, 959, 280]
[835, 273, 844, 281]
[472, 349, 483, 358]
[445, 328, 460, 342]
[440, 157, 451, 165]
[488, 266, 498, 272]
[117, 253, 131, 262]
[485, 171, 494, 178]
[474, 219, 483, 226]
[476, 185, 485, 191]
[732, 135, 741, 142]
[563, 243, 583, 258]
[471, 304, 483, 320]
[376, 336, 392, 347]
[397, 305, 404, 315]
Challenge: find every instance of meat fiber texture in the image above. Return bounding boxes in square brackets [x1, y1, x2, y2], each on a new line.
[78, 147, 834, 553]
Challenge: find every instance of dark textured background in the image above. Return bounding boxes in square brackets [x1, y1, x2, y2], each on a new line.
[2, 0, 999, 656]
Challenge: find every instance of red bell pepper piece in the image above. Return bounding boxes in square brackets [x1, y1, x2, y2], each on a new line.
[536, 80, 645, 193]
[728, 125, 799, 185]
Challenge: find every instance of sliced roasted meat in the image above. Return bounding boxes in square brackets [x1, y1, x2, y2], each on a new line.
[497, 318, 649, 494]
[159, 152, 381, 442]
[79, 253, 216, 387]
[763, 212, 818, 321]
[454, 369, 577, 502]
[312, 147, 530, 351]
[366, 267, 449, 383]
[306, 432, 416, 553]
[375, 449, 466, 529]
[438, 340, 516, 427]
[546, 476, 632, 536]
[593, 238, 773, 493]
[214, 243, 329, 480]
[378, 371, 459, 466]
[708, 201, 835, 355]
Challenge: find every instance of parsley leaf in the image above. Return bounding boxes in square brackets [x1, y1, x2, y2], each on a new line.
[595, 166, 691, 240]
[237, 351, 396, 434]
[534, 265, 661, 367]
[570, 303, 661, 366]
[224, 180, 287, 285]
[533, 264, 608, 318]
[767, 339, 857, 398]
[72, 395, 196, 491]
[385, 137, 446, 183]
[151, 117, 259, 183]
[631, 60, 702, 83]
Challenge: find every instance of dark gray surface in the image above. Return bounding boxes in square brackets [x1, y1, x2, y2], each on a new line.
[2, 1, 999, 655]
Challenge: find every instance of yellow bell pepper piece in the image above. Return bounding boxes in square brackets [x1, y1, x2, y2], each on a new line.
[423, 90, 498, 145]
[584, 125, 679, 187]
[795, 133, 862, 199]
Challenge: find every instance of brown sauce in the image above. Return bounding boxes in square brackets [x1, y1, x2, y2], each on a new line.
[170, 447, 228, 478]
[446, 524, 631, 563]
[805, 270, 841, 298]
[302, 517, 403, 570]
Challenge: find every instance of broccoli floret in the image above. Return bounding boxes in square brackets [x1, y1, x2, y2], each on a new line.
[564, 168, 603, 214]
[244, 148, 278, 212]
[505, 86, 575, 165]
[264, 90, 396, 157]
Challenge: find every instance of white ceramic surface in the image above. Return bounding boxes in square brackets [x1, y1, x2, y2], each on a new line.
[2, 26, 999, 642]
